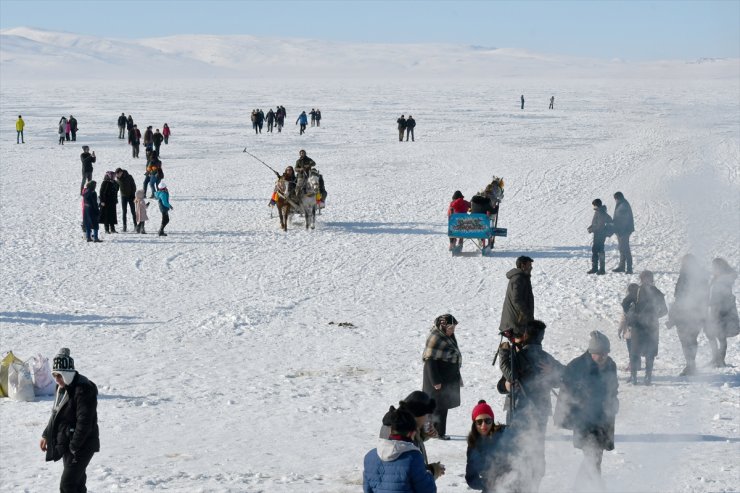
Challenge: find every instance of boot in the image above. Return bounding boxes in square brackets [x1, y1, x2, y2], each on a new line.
[104, 225, 110, 234]
[597, 253, 606, 275]
[644, 371, 652, 386]
[629, 372, 637, 385]
[141, 225, 146, 234]
[678, 363, 696, 376]
[158, 230, 167, 237]
[612, 265, 625, 273]
[111, 226, 117, 233]
[123, 223, 127, 232]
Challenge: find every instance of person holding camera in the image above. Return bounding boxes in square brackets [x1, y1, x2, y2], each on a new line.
[496, 320, 563, 493]
[80, 146, 95, 194]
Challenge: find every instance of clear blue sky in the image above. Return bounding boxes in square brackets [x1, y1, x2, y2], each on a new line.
[1, 0, 738, 60]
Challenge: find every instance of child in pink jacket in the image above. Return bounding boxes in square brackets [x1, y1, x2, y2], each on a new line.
[134, 189, 149, 234]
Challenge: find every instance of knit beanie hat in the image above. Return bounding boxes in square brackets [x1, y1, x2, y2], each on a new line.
[588, 331, 611, 354]
[471, 400, 494, 421]
[390, 407, 418, 435]
[158, 182, 167, 190]
[52, 348, 77, 385]
[401, 391, 436, 417]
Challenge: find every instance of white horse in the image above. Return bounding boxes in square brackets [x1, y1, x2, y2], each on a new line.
[295, 170, 321, 230]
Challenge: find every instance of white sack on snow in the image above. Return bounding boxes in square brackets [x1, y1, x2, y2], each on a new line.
[8, 360, 35, 402]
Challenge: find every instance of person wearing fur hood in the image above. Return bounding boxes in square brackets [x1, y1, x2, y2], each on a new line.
[134, 189, 149, 234]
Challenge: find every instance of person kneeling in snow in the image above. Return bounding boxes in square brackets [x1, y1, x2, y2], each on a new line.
[363, 406, 437, 493]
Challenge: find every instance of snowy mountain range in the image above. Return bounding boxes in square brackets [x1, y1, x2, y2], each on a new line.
[1, 26, 738, 80]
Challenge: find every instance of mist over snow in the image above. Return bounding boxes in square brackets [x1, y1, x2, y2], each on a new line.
[0, 25, 739, 493]
[1, 27, 739, 80]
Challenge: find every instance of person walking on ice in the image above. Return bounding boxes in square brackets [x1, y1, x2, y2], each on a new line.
[16, 115, 25, 143]
[549, 96, 555, 109]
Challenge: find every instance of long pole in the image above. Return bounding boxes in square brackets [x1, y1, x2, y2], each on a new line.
[243, 148, 280, 176]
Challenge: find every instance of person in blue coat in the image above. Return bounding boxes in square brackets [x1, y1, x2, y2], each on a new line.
[154, 182, 173, 236]
[296, 111, 308, 135]
[363, 407, 436, 493]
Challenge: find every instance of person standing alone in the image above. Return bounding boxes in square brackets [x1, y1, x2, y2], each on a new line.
[16, 115, 24, 143]
[40, 348, 100, 493]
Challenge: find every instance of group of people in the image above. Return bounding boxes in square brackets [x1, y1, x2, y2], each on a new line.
[396, 114, 416, 142]
[364, 250, 738, 492]
[77, 112, 177, 242]
[250, 106, 318, 134]
[587, 192, 634, 275]
[57, 115, 78, 144]
[618, 255, 740, 382]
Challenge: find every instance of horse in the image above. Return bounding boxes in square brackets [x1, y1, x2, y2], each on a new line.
[295, 170, 321, 230]
[470, 176, 504, 249]
[272, 177, 292, 231]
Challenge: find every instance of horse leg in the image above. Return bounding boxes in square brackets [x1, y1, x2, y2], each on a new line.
[305, 206, 310, 230]
[311, 206, 316, 229]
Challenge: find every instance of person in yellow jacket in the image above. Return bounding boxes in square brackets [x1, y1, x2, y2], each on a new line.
[16, 115, 25, 144]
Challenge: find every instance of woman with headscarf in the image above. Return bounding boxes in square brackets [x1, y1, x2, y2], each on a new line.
[422, 314, 462, 439]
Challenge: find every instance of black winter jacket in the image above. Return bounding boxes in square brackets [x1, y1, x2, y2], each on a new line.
[117, 170, 137, 198]
[556, 351, 618, 451]
[43, 373, 100, 462]
[612, 198, 635, 236]
[498, 268, 534, 333]
[80, 152, 96, 173]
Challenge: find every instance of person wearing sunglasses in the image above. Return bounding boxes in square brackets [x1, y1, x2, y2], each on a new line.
[554, 331, 618, 490]
[465, 400, 509, 492]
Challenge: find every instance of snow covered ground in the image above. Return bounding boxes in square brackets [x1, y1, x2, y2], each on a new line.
[1, 74, 739, 492]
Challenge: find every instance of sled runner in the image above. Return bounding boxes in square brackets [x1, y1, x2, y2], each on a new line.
[448, 213, 507, 255]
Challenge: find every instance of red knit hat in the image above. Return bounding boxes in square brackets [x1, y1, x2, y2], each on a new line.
[471, 400, 494, 421]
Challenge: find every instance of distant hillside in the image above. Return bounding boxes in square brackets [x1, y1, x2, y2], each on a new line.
[1, 27, 737, 80]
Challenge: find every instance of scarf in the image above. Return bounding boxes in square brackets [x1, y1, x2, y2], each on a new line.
[422, 326, 462, 366]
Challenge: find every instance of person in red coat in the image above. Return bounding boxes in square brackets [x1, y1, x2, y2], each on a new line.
[448, 190, 470, 251]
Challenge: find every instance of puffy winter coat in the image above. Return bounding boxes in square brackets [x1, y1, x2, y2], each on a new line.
[498, 268, 534, 332]
[128, 128, 141, 145]
[448, 197, 470, 215]
[465, 429, 511, 492]
[143, 128, 153, 145]
[118, 114, 127, 127]
[612, 198, 635, 235]
[135, 190, 149, 223]
[588, 205, 612, 237]
[153, 132, 164, 146]
[498, 342, 563, 429]
[397, 117, 407, 130]
[470, 195, 496, 215]
[69, 117, 77, 132]
[296, 113, 308, 125]
[16, 117, 24, 131]
[556, 351, 618, 451]
[406, 117, 416, 129]
[363, 439, 436, 493]
[82, 188, 99, 224]
[117, 170, 137, 198]
[162, 125, 171, 137]
[42, 372, 100, 462]
[156, 189, 172, 213]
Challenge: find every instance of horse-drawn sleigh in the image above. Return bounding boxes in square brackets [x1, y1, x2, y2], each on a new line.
[448, 176, 507, 255]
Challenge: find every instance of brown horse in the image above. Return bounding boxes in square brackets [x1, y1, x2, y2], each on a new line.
[273, 177, 293, 231]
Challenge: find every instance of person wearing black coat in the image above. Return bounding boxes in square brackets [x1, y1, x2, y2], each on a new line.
[587, 199, 612, 275]
[555, 332, 618, 491]
[153, 129, 164, 154]
[626, 271, 667, 385]
[80, 146, 96, 195]
[82, 181, 101, 242]
[129, 125, 141, 158]
[498, 256, 535, 334]
[496, 320, 563, 493]
[406, 115, 416, 141]
[266, 109, 275, 132]
[41, 348, 100, 493]
[99, 172, 119, 233]
[116, 168, 138, 232]
[117, 113, 127, 139]
[397, 115, 407, 142]
[612, 192, 635, 273]
[69, 115, 78, 141]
